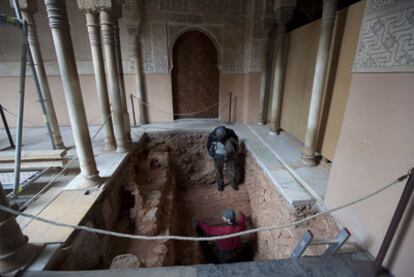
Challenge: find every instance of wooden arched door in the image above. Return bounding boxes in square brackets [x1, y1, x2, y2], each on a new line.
[172, 31, 219, 119]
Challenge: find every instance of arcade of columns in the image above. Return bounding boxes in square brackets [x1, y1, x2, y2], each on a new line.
[263, 0, 338, 166]
[0, 0, 147, 273]
[10, 0, 147, 187]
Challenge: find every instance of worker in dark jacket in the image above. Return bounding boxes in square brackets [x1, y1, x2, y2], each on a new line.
[207, 126, 240, 191]
[196, 209, 246, 263]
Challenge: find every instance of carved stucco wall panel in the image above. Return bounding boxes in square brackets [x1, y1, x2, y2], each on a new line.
[136, 0, 269, 74]
[353, 0, 414, 72]
[251, 39, 268, 72]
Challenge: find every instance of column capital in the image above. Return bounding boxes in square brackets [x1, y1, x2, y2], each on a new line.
[77, 0, 112, 10]
[77, 0, 122, 14]
[9, 0, 37, 13]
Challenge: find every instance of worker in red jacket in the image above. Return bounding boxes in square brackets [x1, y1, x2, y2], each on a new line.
[196, 209, 246, 263]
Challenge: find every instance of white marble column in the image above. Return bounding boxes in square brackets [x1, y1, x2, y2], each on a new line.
[44, 0, 100, 186]
[113, 20, 132, 141]
[258, 70, 268, 125]
[302, 0, 338, 166]
[268, 22, 287, 134]
[129, 29, 146, 124]
[100, 10, 129, 152]
[16, 1, 65, 149]
[83, 10, 116, 151]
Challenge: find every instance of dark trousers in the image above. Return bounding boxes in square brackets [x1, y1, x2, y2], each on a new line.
[214, 157, 236, 190]
[217, 248, 241, 264]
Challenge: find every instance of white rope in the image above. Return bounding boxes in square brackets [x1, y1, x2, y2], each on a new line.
[3, 105, 109, 127]
[2, 106, 45, 128]
[19, 112, 113, 210]
[3, 172, 409, 242]
[131, 94, 227, 117]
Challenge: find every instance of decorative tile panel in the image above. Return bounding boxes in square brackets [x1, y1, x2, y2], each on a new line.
[353, 0, 414, 72]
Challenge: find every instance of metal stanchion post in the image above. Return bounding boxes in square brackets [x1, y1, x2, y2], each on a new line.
[0, 105, 15, 149]
[228, 92, 232, 124]
[130, 94, 137, 127]
[373, 169, 414, 274]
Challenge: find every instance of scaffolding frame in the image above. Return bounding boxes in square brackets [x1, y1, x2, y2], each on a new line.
[0, 0, 56, 198]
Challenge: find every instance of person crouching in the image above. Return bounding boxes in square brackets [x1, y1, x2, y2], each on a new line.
[195, 209, 246, 263]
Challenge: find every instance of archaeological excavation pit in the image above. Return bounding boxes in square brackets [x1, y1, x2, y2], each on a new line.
[51, 132, 340, 270]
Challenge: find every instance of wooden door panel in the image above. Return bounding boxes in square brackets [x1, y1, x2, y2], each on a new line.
[172, 31, 218, 119]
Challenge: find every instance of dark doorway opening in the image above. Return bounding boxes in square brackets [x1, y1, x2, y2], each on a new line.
[172, 31, 219, 119]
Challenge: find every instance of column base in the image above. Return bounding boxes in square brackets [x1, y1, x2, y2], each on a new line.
[103, 141, 117, 152]
[301, 153, 317, 167]
[269, 129, 281, 136]
[55, 142, 66, 150]
[0, 242, 43, 274]
[257, 120, 265, 125]
[0, 215, 44, 274]
[76, 174, 103, 189]
[116, 146, 129, 153]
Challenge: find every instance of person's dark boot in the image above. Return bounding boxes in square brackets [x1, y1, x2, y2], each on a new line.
[217, 180, 224, 192]
[230, 182, 238, 191]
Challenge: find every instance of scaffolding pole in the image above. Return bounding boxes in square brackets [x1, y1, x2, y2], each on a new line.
[12, 38, 28, 198]
[11, 0, 56, 150]
[0, 0, 57, 197]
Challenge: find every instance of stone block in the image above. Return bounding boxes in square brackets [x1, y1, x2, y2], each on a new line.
[110, 254, 141, 269]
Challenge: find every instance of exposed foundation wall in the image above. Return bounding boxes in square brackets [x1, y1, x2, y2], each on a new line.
[245, 153, 339, 260]
[271, 1, 365, 160]
[325, 73, 414, 277]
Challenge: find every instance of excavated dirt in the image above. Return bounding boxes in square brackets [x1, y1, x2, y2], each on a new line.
[105, 132, 339, 268]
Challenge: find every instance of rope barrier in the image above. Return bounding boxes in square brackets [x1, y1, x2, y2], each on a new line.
[2, 106, 44, 128]
[131, 94, 229, 117]
[2, 104, 108, 127]
[3, 171, 409, 241]
[19, 112, 113, 210]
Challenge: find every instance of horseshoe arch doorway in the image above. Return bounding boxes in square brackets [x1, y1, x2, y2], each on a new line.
[171, 30, 219, 119]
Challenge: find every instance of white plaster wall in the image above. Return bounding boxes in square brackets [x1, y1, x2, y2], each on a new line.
[325, 73, 414, 277]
